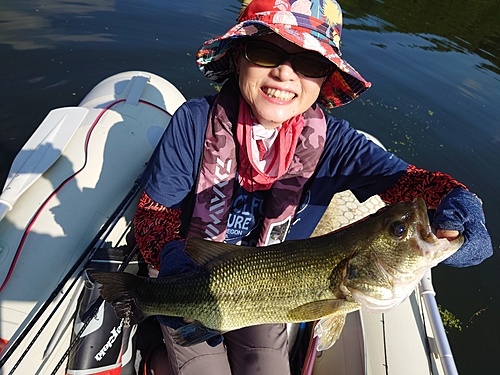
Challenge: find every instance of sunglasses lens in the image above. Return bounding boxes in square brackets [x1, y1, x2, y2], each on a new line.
[244, 41, 284, 67]
[293, 53, 333, 78]
[243, 40, 332, 78]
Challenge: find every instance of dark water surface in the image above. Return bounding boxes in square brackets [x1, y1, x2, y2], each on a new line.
[1, 0, 499, 373]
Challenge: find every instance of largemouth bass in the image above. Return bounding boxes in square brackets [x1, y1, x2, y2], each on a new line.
[93, 197, 463, 350]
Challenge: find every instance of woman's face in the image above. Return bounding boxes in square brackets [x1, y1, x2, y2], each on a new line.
[234, 34, 328, 129]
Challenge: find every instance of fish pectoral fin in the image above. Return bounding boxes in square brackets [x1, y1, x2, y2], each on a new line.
[172, 321, 223, 347]
[287, 299, 360, 322]
[314, 312, 348, 351]
[288, 300, 360, 351]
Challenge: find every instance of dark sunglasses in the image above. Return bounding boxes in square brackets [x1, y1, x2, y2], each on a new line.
[242, 40, 334, 78]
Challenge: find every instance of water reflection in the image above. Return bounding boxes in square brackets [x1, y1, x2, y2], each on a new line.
[342, 0, 500, 74]
[0, 0, 115, 50]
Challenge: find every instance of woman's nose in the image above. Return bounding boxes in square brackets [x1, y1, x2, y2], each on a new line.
[271, 60, 298, 81]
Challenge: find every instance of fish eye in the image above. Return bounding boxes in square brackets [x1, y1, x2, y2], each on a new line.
[390, 221, 407, 238]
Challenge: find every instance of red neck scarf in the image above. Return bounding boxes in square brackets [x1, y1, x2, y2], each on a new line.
[236, 98, 305, 191]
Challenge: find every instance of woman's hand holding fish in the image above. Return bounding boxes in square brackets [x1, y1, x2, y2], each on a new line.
[158, 239, 197, 278]
[431, 188, 493, 267]
[436, 229, 460, 241]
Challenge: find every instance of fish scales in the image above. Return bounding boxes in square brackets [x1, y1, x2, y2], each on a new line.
[93, 198, 463, 350]
[205, 240, 345, 329]
[136, 236, 350, 331]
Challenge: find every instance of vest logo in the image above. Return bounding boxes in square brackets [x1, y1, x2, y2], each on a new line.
[205, 158, 232, 238]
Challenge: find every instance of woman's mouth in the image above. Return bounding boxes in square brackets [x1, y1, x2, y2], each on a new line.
[262, 87, 296, 101]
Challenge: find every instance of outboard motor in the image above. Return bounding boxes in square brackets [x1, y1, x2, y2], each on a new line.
[66, 246, 140, 375]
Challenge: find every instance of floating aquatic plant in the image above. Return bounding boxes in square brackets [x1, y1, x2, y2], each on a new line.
[438, 304, 462, 332]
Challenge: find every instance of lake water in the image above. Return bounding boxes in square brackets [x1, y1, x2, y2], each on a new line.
[1, 0, 499, 373]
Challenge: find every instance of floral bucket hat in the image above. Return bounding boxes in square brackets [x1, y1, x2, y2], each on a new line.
[196, 0, 371, 109]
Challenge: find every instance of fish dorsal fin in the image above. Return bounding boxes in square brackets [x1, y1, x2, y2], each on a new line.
[184, 238, 242, 267]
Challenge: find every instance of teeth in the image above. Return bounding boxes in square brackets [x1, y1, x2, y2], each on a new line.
[264, 87, 295, 101]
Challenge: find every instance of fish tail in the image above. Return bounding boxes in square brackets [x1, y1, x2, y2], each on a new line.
[91, 271, 148, 326]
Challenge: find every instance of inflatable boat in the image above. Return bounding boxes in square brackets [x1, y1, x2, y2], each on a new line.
[0, 71, 458, 375]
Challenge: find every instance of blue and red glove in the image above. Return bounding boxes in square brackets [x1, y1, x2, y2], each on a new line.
[431, 188, 493, 267]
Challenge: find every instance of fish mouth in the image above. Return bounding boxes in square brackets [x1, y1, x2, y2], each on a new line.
[341, 254, 404, 312]
[414, 197, 435, 244]
[413, 197, 464, 260]
[345, 259, 422, 312]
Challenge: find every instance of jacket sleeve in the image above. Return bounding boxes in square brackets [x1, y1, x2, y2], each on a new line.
[379, 164, 468, 209]
[133, 98, 211, 268]
[133, 191, 182, 270]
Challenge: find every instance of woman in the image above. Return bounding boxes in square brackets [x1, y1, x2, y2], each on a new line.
[134, 0, 493, 374]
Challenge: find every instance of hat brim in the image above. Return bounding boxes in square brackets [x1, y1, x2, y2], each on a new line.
[196, 20, 371, 109]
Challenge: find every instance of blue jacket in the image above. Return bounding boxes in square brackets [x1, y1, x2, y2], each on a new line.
[144, 96, 408, 241]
